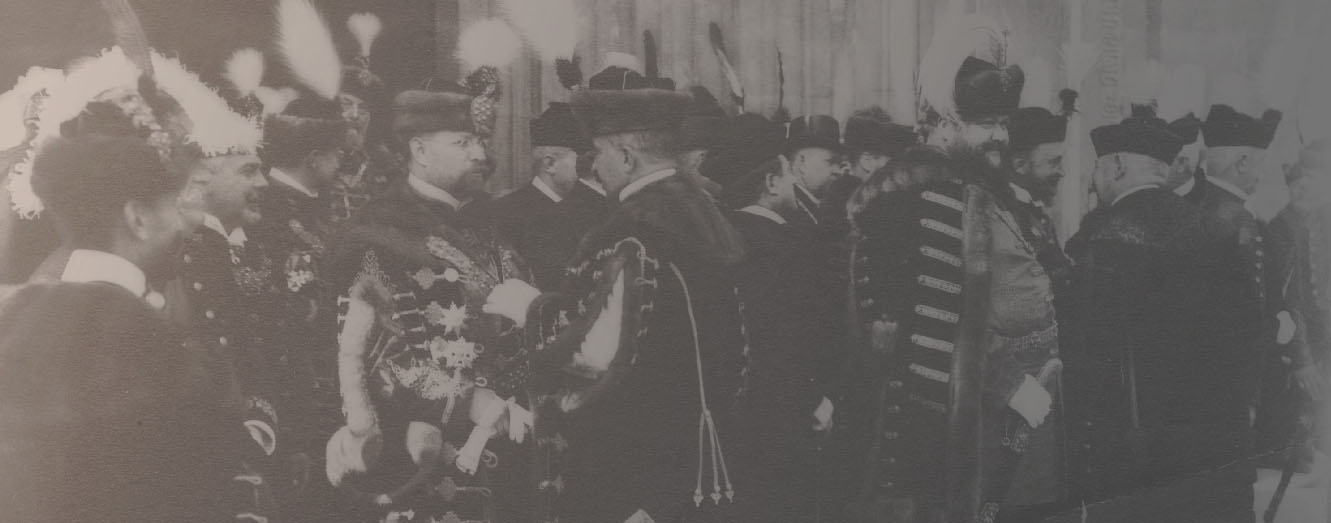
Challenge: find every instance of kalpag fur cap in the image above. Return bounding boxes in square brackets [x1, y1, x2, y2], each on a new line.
[391, 89, 479, 140]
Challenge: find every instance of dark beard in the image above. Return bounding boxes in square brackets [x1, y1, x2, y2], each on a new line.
[947, 141, 1010, 189]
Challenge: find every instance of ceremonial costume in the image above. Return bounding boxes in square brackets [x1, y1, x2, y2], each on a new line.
[324, 81, 531, 522]
[518, 88, 747, 522]
[845, 21, 1053, 518]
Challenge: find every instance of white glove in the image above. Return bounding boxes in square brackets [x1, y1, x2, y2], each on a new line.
[1008, 374, 1052, 428]
[812, 397, 834, 432]
[483, 279, 541, 327]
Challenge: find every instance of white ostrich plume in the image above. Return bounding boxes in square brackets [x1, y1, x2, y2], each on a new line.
[255, 86, 299, 116]
[0, 66, 64, 151]
[151, 51, 261, 157]
[37, 47, 141, 143]
[10, 47, 141, 218]
[1019, 56, 1053, 109]
[224, 48, 264, 97]
[347, 12, 383, 58]
[1210, 71, 1261, 117]
[503, 0, 579, 61]
[1158, 64, 1205, 122]
[602, 51, 641, 73]
[278, 0, 342, 100]
[457, 18, 523, 71]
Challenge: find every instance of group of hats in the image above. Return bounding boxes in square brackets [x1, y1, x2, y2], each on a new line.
[1091, 62, 1282, 164]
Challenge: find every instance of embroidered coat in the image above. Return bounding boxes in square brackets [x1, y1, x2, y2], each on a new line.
[326, 182, 530, 523]
[847, 170, 1060, 522]
[520, 173, 747, 522]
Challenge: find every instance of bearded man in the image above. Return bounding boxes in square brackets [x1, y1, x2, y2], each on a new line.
[844, 25, 1061, 520]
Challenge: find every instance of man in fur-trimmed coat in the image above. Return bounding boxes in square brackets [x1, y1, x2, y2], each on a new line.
[323, 89, 532, 523]
[485, 88, 748, 523]
[844, 52, 1059, 523]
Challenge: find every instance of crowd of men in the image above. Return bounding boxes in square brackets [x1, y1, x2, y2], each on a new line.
[0, 3, 1328, 523]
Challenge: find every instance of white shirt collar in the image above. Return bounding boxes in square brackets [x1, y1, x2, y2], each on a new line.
[531, 176, 563, 203]
[580, 178, 607, 196]
[1208, 176, 1252, 202]
[408, 175, 464, 210]
[60, 249, 146, 297]
[1112, 184, 1160, 206]
[1010, 183, 1035, 205]
[202, 213, 247, 248]
[268, 167, 319, 198]
[1174, 177, 1196, 197]
[618, 169, 676, 201]
[739, 205, 787, 225]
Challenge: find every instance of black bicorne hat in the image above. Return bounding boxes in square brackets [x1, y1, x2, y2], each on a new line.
[699, 112, 785, 186]
[570, 88, 691, 139]
[1008, 107, 1067, 153]
[785, 114, 843, 155]
[1202, 104, 1282, 149]
[1091, 114, 1188, 164]
[531, 102, 590, 151]
[844, 107, 917, 157]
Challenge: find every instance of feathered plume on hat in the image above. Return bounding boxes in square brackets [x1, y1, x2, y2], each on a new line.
[224, 48, 265, 118]
[457, 18, 522, 137]
[0, 67, 64, 152]
[256, 86, 300, 116]
[8, 47, 148, 218]
[347, 12, 382, 62]
[278, 0, 342, 102]
[37, 47, 143, 144]
[344, 13, 385, 102]
[916, 4, 1020, 122]
[151, 50, 262, 158]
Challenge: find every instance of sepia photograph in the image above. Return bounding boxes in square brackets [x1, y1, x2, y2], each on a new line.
[0, 0, 1329, 521]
